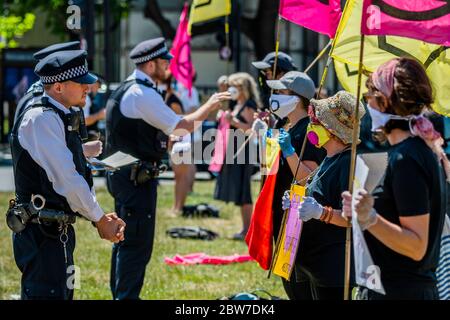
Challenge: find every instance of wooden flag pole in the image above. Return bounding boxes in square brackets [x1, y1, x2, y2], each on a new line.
[225, 14, 231, 75]
[304, 39, 332, 74]
[344, 34, 365, 301]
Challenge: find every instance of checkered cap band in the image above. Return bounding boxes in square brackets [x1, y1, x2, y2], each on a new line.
[132, 46, 168, 64]
[40, 64, 88, 84]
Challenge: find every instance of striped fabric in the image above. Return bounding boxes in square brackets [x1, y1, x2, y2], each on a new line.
[437, 215, 450, 300]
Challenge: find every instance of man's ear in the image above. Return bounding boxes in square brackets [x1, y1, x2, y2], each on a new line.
[53, 82, 63, 94]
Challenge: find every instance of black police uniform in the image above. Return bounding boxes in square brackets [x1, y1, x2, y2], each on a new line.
[105, 38, 173, 300]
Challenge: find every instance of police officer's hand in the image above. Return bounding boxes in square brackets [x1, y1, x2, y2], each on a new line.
[83, 140, 103, 158]
[95, 213, 126, 243]
[206, 92, 232, 111]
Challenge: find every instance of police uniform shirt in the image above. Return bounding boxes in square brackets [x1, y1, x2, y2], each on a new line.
[17, 93, 104, 222]
[120, 69, 182, 135]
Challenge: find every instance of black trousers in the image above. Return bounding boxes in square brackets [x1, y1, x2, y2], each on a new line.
[108, 168, 157, 300]
[364, 282, 439, 300]
[13, 224, 76, 300]
[282, 278, 345, 300]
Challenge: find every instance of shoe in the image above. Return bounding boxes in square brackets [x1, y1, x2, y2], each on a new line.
[232, 231, 246, 241]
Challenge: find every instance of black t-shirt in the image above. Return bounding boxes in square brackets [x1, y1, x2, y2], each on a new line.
[272, 117, 326, 239]
[166, 93, 184, 114]
[295, 149, 352, 287]
[366, 137, 447, 285]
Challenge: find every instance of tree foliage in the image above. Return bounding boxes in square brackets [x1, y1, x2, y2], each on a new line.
[3, 0, 131, 39]
[0, 13, 35, 49]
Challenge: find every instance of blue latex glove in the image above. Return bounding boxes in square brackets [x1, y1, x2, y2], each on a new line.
[278, 129, 295, 158]
[298, 196, 324, 222]
[281, 190, 291, 211]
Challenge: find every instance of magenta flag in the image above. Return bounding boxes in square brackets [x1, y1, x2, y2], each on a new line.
[279, 0, 342, 38]
[208, 111, 230, 173]
[169, 4, 195, 94]
[361, 0, 450, 46]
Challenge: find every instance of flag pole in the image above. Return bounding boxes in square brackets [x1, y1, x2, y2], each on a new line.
[304, 39, 332, 74]
[344, 34, 365, 301]
[271, 14, 283, 91]
[225, 14, 231, 75]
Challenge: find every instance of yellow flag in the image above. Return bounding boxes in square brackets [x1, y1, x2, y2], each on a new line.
[332, 0, 450, 116]
[272, 184, 305, 280]
[188, 0, 231, 34]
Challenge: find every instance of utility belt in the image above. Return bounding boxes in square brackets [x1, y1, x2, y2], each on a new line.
[6, 194, 76, 233]
[129, 161, 167, 186]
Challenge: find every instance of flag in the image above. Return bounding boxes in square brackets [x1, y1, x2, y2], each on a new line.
[332, 0, 450, 116]
[245, 133, 280, 270]
[188, 0, 232, 34]
[208, 111, 230, 173]
[279, 0, 342, 38]
[361, 0, 450, 47]
[169, 4, 195, 95]
[272, 185, 305, 280]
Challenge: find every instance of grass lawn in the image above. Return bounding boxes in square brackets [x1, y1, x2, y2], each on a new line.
[0, 180, 287, 300]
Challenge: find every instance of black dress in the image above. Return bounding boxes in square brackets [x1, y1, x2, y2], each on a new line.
[214, 100, 258, 205]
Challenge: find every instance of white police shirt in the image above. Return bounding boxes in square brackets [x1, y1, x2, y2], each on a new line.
[120, 69, 182, 135]
[17, 93, 104, 222]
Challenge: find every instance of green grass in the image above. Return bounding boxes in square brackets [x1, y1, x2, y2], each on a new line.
[0, 180, 287, 300]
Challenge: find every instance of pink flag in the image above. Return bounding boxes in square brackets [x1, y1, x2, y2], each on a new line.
[208, 111, 230, 173]
[361, 0, 450, 46]
[164, 253, 254, 266]
[169, 4, 195, 95]
[279, 0, 342, 38]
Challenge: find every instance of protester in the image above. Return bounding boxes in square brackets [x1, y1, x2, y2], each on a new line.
[163, 73, 195, 215]
[342, 57, 447, 300]
[265, 71, 327, 296]
[283, 90, 365, 300]
[214, 72, 261, 240]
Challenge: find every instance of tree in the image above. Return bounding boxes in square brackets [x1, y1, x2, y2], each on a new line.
[3, 0, 130, 39]
[0, 13, 35, 48]
[144, 0, 279, 60]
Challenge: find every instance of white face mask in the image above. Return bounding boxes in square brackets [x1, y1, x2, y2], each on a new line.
[367, 104, 411, 131]
[228, 86, 240, 101]
[158, 84, 168, 91]
[269, 94, 300, 119]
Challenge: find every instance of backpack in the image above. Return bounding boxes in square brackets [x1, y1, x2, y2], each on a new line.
[166, 226, 219, 241]
[182, 203, 220, 218]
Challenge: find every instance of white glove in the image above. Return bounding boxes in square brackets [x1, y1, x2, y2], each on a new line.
[298, 196, 323, 222]
[281, 190, 291, 211]
[83, 140, 103, 158]
[252, 118, 268, 135]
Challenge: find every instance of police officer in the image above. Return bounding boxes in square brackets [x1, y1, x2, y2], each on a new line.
[14, 41, 81, 124]
[14, 42, 103, 159]
[10, 50, 126, 300]
[105, 37, 230, 300]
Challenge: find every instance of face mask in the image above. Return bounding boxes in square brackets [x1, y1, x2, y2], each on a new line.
[157, 84, 168, 91]
[367, 104, 411, 132]
[306, 123, 331, 148]
[228, 86, 240, 100]
[269, 94, 300, 119]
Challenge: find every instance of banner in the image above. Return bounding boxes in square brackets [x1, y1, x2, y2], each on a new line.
[169, 4, 195, 95]
[352, 156, 385, 295]
[188, 0, 232, 34]
[271, 184, 305, 280]
[279, 0, 342, 38]
[332, 0, 450, 116]
[361, 0, 450, 46]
